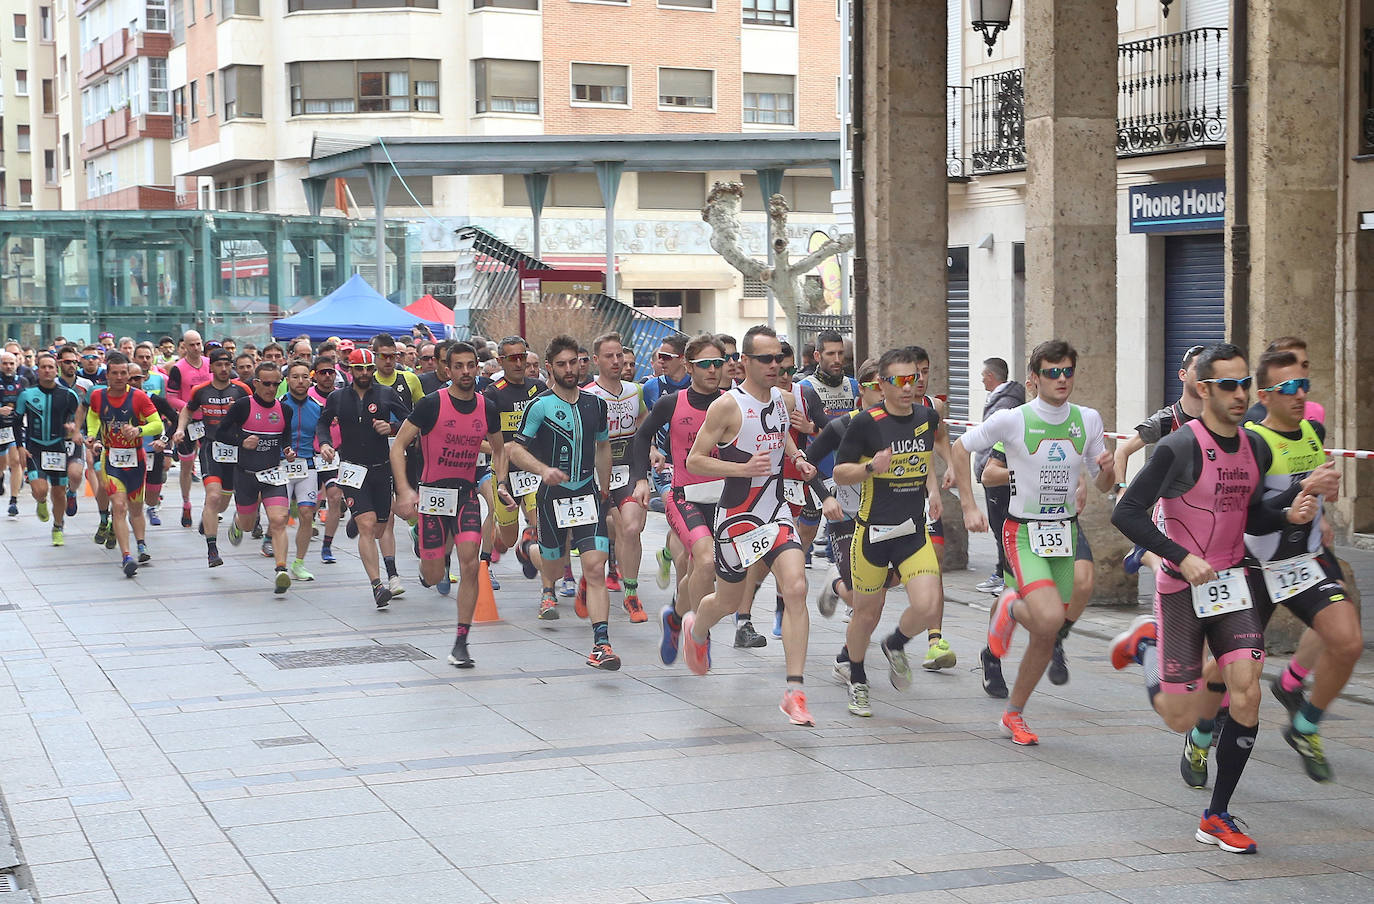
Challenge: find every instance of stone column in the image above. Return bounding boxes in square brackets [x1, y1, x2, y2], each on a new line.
[1023, 0, 1129, 601]
[862, 0, 966, 567]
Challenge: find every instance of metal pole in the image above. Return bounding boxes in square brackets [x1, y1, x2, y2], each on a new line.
[595, 163, 623, 299]
[1228, 0, 1250, 355]
[838, 0, 852, 317]
[850, 0, 868, 362]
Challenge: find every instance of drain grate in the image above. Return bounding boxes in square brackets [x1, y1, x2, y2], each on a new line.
[253, 735, 319, 749]
[0, 874, 15, 892]
[261, 644, 434, 670]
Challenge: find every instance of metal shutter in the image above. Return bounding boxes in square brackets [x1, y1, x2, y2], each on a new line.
[1185, 0, 1228, 28]
[946, 247, 971, 436]
[1163, 233, 1225, 402]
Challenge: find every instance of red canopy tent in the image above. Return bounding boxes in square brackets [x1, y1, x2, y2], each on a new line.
[404, 294, 454, 325]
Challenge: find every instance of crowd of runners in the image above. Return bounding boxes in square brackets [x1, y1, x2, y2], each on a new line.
[0, 325, 1360, 856]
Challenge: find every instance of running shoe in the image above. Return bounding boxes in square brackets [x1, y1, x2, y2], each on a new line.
[974, 574, 1005, 594]
[345, 517, 359, 540]
[448, 636, 474, 669]
[274, 567, 291, 595]
[289, 560, 315, 582]
[207, 549, 223, 568]
[227, 522, 244, 547]
[1048, 639, 1070, 685]
[847, 682, 872, 717]
[146, 506, 161, 526]
[51, 527, 64, 547]
[436, 570, 451, 596]
[1196, 811, 1257, 854]
[514, 534, 538, 580]
[260, 536, 274, 558]
[734, 619, 767, 648]
[93, 522, 110, 546]
[137, 543, 151, 564]
[1283, 725, 1333, 783]
[987, 589, 1018, 658]
[122, 555, 138, 578]
[1181, 731, 1210, 789]
[659, 605, 681, 665]
[36, 500, 49, 523]
[537, 591, 559, 620]
[832, 658, 851, 684]
[605, 568, 622, 592]
[655, 546, 673, 590]
[623, 593, 647, 623]
[1270, 676, 1307, 721]
[488, 574, 500, 591]
[816, 567, 841, 618]
[1122, 544, 1148, 576]
[409, 522, 419, 558]
[105, 531, 116, 550]
[388, 575, 405, 597]
[320, 545, 336, 565]
[681, 612, 710, 676]
[7, 498, 18, 517]
[373, 582, 392, 610]
[559, 576, 577, 598]
[1211, 707, 1229, 749]
[771, 608, 783, 638]
[251, 522, 264, 540]
[574, 577, 588, 618]
[922, 638, 957, 671]
[67, 493, 78, 518]
[804, 550, 812, 569]
[841, 605, 853, 623]
[980, 646, 1008, 699]
[180, 503, 191, 527]
[587, 642, 621, 671]
[883, 637, 914, 691]
[780, 688, 815, 726]
[999, 711, 1038, 746]
[1109, 614, 1157, 670]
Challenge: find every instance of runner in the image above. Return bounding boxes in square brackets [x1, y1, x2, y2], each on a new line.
[125, 365, 177, 529]
[56, 345, 94, 517]
[950, 339, 1115, 745]
[907, 346, 958, 668]
[641, 335, 691, 408]
[172, 349, 251, 568]
[974, 357, 1025, 595]
[85, 353, 164, 577]
[505, 335, 620, 669]
[0, 352, 30, 517]
[165, 330, 212, 528]
[391, 341, 510, 668]
[681, 325, 818, 726]
[276, 362, 325, 582]
[309, 357, 345, 565]
[315, 348, 410, 608]
[215, 362, 297, 594]
[16, 353, 81, 545]
[484, 336, 548, 598]
[1109, 342, 1327, 854]
[633, 334, 727, 662]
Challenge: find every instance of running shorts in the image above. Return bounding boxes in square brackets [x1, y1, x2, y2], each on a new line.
[713, 515, 801, 584]
[666, 485, 716, 548]
[25, 443, 68, 486]
[233, 466, 289, 513]
[1253, 550, 1347, 630]
[1002, 517, 1076, 602]
[342, 465, 393, 521]
[417, 484, 483, 560]
[1155, 582, 1264, 694]
[534, 483, 609, 560]
[850, 522, 941, 595]
[197, 442, 236, 491]
[287, 469, 318, 508]
[103, 457, 146, 504]
[1075, 525, 1093, 563]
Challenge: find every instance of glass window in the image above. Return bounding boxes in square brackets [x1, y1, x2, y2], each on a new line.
[473, 59, 539, 114]
[62, 133, 71, 171]
[253, 173, 268, 211]
[289, 60, 437, 115]
[658, 67, 712, 109]
[659, 0, 711, 7]
[472, 0, 537, 7]
[59, 55, 69, 95]
[40, 6, 53, 40]
[741, 174, 832, 212]
[19, 180, 33, 205]
[549, 173, 602, 207]
[42, 78, 56, 114]
[638, 172, 706, 210]
[146, 0, 169, 29]
[222, 65, 262, 119]
[171, 0, 184, 43]
[44, 150, 57, 185]
[290, 60, 355, 114]
[571, 63, 628, 106]
[148, 58, 170, 113]
[742, 0, 791, 26]
[190, 78, 199, 120]
[18, 126, 31, 152]
[288, 0, 437, 9]
[221, 0, 260, 15]
[14, 14, 26, 40]
[172, 86, 187, 136]
[742, 73, 794, 125]
[16, 70, 29, 96]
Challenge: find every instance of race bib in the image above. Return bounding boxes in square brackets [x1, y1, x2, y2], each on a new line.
[1193, 568, 1253, 618]
[255, 466, 287, 486]
[187, 421, 206, 441]
[282, 458, 311, 480]
[316, 458, 338, 474]
[337, 460, 367, 489]
[40, 450, 65, 471]
[554, 493, 597, 528]
[418, 484, 459, 516]
[211, 442, 238, 463]
[108, 447, 138, 469]
[1261, 553, 1322, 604]
[607, 465, 630, 491]
[683, 479, 725, 504]
[64, 440, 77, 457]
[1028, 520, 1073, 557]
[0, 427, 12, 444]
[783, 479, 806, 507]
[869, 518, 919, 542]
[477, 452, 489, 468]
[733, 522, 782, 569]
[510, 470, 542, 497]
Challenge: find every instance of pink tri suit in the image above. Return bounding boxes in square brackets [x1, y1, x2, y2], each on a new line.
[407, 389, 501, 560]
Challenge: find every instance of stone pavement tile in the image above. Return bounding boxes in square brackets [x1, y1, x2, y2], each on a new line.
[88, 835, 172, 872]
[402, 788, 658, 835]
[462, 842, 757, 901]
[629, 770, 878, 816]
[896, 850, 1039, 874]
[101, 865, 193, 904]
[17, 830, 90, 865]
[960, 809, 1201, 849]
[162, 840, 253, 880]
[243, 838, 455, 889]
[203, 785, 387, 826]
[945, 876, 1097, 904]
[793, 740, 1023, 771]
[431, 814, 700, 869]
[40, 893, 121, 904]
[897, 780, 1158, 821]
[464, 755, 588, 776]
[720, 823, 1005, 874]
[1081, 867, 1224, 891]
[633, 871, 781, 903]
[1202, 858, 1348, 880]
[587, 748, 827, 789]
[765, 859, 912, 888]
[182, 874, 279, 904]
[1323, 854, 1374, 871]
[225, 810, 420, 856]
[1112, 851, 1236, 872]
[1108, 873, 1374, 904]
[269, 869, 491, 904]
[1046, 858, 1134, 877]
[25, 858, 112, 898]
[370, 764, 615, 809]
[846, 761, 1085, 796]
[724, 880, 872, 903]
[810, 894, 963, 904]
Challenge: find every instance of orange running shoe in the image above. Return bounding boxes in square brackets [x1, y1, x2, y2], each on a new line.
[1196, 811, 1257, 854]
[623, 593, 647, 623]
[586, 642, 621, 671]
[574, 577, 589, 618]
[681, 612, 711, 675]
[987, 590, 1019, 659]
[605, 567, 622, 592]
[780, 688, 815, 726]
[999, 711, 1039, 746]
[1109, 615, 1157, 671]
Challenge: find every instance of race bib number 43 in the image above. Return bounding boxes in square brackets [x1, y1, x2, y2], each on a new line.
[554, 494, 597, 528]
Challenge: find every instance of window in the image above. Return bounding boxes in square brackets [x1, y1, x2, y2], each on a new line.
[171, 0, 184, 43]
[473, 59, 539, 114]
[146, 0, 169, 29]
[190, 79, 199, 120]
[44, 151, 57, 185]
[206, 72, 216, 115]
[221, 0, 259, 16]
[59, 56, 68, 95]
[288, 0, 437, 8]
[658, 67, 712, 109]
[253, 173, 268, 211]
[205, 0, 213, 16]
[19, 180, 33, 205]
[222, 65, 262, 119]
[571, 63, 628, 106]
[62, 133, 71, 171]
[501, 173, 604, 207]
[638, 172, 706, 210]
[741, 174, 833, 212]
[472, 0, 537, 7]
[660, 0, 712, 7]
[40, 7, 52, 40]
[343, 175, 434, 207]
[172, 87, 187, 136]
[289, 59, 438, 115]
[743, 73, 794, 125]
[16, 70, 29, 96]
[17, 126, 31, 153]
[634, 289, 700, 313]
[13, 14, 26, 40]
[147, 58, 170, 113]
[742, 0, 791, 26]
[42, 79, 56, 114]
[200, 184, 211, 209]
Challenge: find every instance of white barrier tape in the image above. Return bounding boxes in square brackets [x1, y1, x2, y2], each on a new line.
[943, 418, 1135, 442]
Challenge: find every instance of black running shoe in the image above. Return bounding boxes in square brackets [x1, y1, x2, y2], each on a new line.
[1048, 639, 1070, 686]
[1271, 677, 1307, 722]
[448, 637, 474, 669]
[734, 620, 767, 648]
[207, 550, 223, 568]
[981, 646, 1008, 699]
[373, 582, 392, 610]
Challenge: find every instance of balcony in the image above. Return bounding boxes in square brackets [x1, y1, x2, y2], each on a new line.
[79, 28, 171, 86]
[961, 27, 1228, 176]
[82, 106, 173, 156]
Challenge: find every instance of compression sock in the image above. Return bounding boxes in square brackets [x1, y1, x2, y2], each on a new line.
[1281, 660, 1311, 693]
[1294, 700, 1325, 735]
[849, 660, 868, 685]
[1210, 717, 1258, 815]
[323, 533, 334, 547]
[1140, 639, 1161, 704]
[836, 645, 850, 663]
[455, 623, 470, 640]
[1057, 618, 1076, 642]
[383, 556, 398, 578]
[623, 578, 638, 593]
[593, 621, 610, 646]
[206, 537, 218, 552]
[926, 631, 942, 647]
[1191, 715, 1216, 749]
[736, 610, 752, 624]
[775, 594, 784, 614]
[100, 509, 110, 526]
[886, 628, 912, 651]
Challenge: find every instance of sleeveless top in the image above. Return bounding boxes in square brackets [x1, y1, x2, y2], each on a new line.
[238, 396, 288, 472]
[584, 379, 643, 465]
[1243, 419, 1326, 562]
[715, 385, 790, 534]
[419, 392, 490, 487]
[669, 388, 718, 488]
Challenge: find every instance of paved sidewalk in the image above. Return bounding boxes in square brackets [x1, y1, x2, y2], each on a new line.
[1, 491, 1373, 904]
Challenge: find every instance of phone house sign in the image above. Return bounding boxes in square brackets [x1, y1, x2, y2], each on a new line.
[1128, 178, 1226, 234]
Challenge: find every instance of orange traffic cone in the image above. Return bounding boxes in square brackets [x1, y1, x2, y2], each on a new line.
[473, 560, 501, 623]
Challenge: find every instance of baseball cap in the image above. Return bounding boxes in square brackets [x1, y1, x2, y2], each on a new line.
[338, 339, 356, 352]
[348, 348, 375, 367]
[99, 332, 114, 340]
[208, 349, 232, 364]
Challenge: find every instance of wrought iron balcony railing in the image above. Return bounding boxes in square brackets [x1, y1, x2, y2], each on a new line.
[1362, 27, 1374, 156]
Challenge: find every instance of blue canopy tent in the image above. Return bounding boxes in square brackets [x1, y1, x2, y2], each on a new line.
[270, 274, 444, 341]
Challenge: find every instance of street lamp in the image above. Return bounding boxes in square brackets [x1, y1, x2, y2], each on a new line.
[1159, 0, 1174, 17]
[970, 0, 1013, 56]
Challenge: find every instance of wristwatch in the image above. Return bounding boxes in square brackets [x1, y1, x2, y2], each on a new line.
[864, 462, 875, 474]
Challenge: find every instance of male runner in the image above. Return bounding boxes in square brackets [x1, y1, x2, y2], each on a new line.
[633, 334, 727, 661]
[682, 325, 818, 726]
[56, 345, 94, 517]
[0, 352, 30, 516]
[309, 358, 345, 565]
[316, 348, 410, 608]
[86, 353, 163, 577]
[16, 353, 81, 544]
[392, 341, 510, 668]
[1110, 342, 1327, 854]
[484, 336, 548, 594]
[642, 335, 691, 408]
[585, 331, 649, 622]
[277, 361, 325, 582]
[951, 339, 1115, 745]
[907, 346, 958, 668]
[166, 330, 212, 527]
[974, 357, 1025, 595]
[173, 349, 250, 568]
[505, 335, 620, 669]
[356, 333, 422, 593]
[126, 365, 177, 529]
[800, 330, 859, 564]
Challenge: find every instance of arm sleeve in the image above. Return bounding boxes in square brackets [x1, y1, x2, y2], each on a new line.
[1110, 438, 1194, 564]
[135, 392, 163, 438]
[835, 412, 875, 465]
[315, 392, 338, 447]
[85, 393, 102, 439]
[959, 408, 1015, 454]
[631, 394, 674, 474]
[593, 398, 609, 442]
[407, 393, 440, 432]
[805, 416, 846, 466]
[215, 397, 251, 447]
[1134, 407, 1172, 444]
[802, 385, 829, 432]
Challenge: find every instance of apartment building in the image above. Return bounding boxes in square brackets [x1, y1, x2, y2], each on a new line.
[0, 1, 67, 212]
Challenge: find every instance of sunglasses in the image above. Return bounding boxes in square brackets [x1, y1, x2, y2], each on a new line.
[1200, 376, 1253, 392]
[314, 368, 336, 376]
[1261, 377, 1310, 395]
[258, 380, 282, 387]
[747, 354, 785, 365]
[378, 352, 396, 359]
[129, 376, 145, 382]
[351, 365, 376, 372]
[724, 353, 742, 362]
[577, 356, 590, 364]
[860, 380, 879, 390]
[1038, 366, 1075, 380]
[657, 352, 680, 361]
[690, 357, 726, 369]
[780, 366, 798, 378]
[880, 373, 918, 388]
[502, 353, 526, 361]
[82, 354, 100, 361]
[420, 355, 434, 361]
